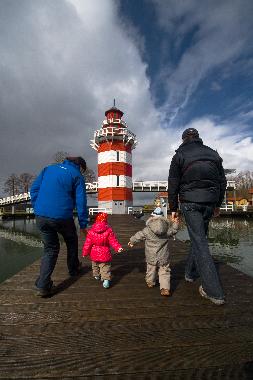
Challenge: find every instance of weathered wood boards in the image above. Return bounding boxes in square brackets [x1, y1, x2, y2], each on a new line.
[0, 215, 253, 378]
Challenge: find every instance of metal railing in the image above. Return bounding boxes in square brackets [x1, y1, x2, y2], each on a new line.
[133, 181, 168, 191]
[90, 125, 138, 151]
[86, 182, 98, 192]
[227, 181, 236, 189]
[220, 203, 234, 211]
[127, 206, 143, 214]
[89, 208, 112, 215]
[0, 180, 237, 205]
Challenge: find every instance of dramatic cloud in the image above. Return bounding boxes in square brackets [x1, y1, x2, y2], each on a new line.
[151, 0, 253, 126]
[0, 0, 252, 202]
[0, 0, 158, 189]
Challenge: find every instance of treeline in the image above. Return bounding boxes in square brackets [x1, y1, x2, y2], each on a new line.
[3, 152, 96, 197]
[227, 170, 253, 199]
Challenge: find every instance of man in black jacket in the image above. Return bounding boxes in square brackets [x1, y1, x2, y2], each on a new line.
[168, 128, 226, 305]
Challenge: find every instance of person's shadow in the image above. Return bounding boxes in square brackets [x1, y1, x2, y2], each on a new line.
[48, 266, 91, 297]
[110, 246, 146, 288]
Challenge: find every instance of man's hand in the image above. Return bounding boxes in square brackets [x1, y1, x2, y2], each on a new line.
[128, 242, 134, 248]
[80, 228, 88, 237]
[171, 212, 179, 221]
[213, 207, 220, 218]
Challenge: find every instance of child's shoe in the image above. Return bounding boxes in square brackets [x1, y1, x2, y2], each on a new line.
[94, 276, 100, 281]
[146, 281, 155, 288]
[103, 280, 110, 289]
[160, 288, 170, 296]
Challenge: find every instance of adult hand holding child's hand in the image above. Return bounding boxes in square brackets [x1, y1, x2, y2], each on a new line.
[80, 228, 88, 237]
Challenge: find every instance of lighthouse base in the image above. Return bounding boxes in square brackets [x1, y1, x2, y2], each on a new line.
[98, 200, 133, 215]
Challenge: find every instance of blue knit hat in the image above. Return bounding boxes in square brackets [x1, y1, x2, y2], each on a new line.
[151, 207, 164, 217]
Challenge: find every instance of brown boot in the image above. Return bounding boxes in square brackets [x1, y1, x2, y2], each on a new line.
[160, 288, 170, 296]
[146, 281, 155, 288]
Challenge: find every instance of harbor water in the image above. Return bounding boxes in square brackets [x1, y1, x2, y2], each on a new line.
[0, 216, 253, 283]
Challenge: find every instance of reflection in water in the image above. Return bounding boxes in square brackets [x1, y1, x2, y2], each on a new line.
[0, 218, 43, 283]
[0, 216, 253, 282]
[0, 228, 43, 248]
[176, 217, 253, 278]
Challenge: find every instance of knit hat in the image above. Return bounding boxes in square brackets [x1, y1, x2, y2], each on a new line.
[151, 207, 164, 217]
[66, 156, 87, 171]
[95, 212, 108, 223]
[182, 128, 199, 140]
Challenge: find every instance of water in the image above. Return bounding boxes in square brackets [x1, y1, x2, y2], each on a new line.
[176, 217, 253, 278]
[0, 219, 43, 283]
[0, 217, 253, 284]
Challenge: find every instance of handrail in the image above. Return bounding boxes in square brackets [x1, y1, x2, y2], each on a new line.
[220, 204, 234, 211]
[0, 180, 237, 205]
[89, 208, 112, 215]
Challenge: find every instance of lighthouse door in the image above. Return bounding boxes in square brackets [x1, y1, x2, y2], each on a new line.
[113, 201, 125, 214]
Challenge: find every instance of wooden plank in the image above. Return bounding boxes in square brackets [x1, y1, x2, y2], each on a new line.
[0, 344, 252, 378]
[0, 215, 253, 378]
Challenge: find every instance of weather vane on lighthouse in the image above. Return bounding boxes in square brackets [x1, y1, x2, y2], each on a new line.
[90, 101, 138, 214]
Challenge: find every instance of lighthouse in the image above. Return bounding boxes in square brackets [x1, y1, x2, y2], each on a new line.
[90, 103, 137, 214]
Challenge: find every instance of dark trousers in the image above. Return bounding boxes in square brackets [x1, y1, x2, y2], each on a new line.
[35, 216, 79, 290]
[181, 203, 224, 300]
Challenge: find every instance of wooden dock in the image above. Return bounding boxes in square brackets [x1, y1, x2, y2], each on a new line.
[0, 215, 253, 379]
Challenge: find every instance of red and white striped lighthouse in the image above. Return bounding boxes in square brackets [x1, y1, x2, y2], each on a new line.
[90, 103, 137, 214]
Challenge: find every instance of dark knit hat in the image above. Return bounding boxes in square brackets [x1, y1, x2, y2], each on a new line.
[66, 156, 86, 171]
[182, 128, 199, 140]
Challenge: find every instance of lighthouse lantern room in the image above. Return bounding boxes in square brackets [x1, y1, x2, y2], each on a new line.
[90, 103, 137, 214]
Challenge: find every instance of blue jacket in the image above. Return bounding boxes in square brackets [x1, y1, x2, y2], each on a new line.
[30, 160, 88, 228]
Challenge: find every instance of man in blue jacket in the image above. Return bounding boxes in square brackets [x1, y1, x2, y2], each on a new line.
[30, 156, 88, 296]
[168, 128, 226, 305]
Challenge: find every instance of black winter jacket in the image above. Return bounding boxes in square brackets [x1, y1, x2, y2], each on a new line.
[168, 138, 227, 211]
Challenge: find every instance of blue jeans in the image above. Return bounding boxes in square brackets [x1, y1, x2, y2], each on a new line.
[181, 202, 224, 300]
[35, 216, 80, 290]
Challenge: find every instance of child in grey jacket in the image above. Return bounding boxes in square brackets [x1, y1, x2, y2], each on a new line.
[128, 214, 179, 296]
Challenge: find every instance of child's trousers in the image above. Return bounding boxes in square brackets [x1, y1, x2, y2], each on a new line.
[146, 263, 171, 290]
[92, 261, 111, 280]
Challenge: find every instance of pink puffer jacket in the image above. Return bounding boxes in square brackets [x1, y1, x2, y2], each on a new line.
[82, 221, 122, 263]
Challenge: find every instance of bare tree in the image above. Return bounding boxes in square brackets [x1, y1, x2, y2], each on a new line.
[83, 167, 96, 183]
[19, 173, 36, 193]
[227, 170, 253, 198]
[4, 174, 20, 196]
[53, 151, 69, 163]
[224, 169, 236, 175]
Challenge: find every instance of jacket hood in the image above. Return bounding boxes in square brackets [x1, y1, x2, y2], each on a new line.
[146, 217, 168, 236]
[176, 137, 203, 152]
[91, 221, 110, 234]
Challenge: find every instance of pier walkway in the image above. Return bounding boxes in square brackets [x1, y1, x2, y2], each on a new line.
[0, 215, 253, 379]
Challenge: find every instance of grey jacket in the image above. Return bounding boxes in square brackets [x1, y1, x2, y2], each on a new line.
[130, 217, 178, 266]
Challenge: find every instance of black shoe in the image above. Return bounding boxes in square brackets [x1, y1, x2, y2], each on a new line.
[69, 262, 83, 277]
[34, 286, 52, 297]
[34, 280, 53, 297]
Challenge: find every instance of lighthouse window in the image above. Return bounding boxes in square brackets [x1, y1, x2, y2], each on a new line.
[116, 151, 120, 161]
[116, 176, 120, 186]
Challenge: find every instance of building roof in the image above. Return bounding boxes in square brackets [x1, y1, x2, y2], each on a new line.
[105, 106, 124, 117]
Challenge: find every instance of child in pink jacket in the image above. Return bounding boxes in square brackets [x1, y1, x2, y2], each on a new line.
[82, 212, 123, 288]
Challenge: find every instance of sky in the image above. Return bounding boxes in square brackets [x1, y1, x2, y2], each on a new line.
[0, 0, 253, 200]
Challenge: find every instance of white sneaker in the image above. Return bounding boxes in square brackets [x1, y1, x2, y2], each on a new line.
[103, 280, 110, 289]
[185, 275, 194, 283]
[199, 285, 225, 305]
